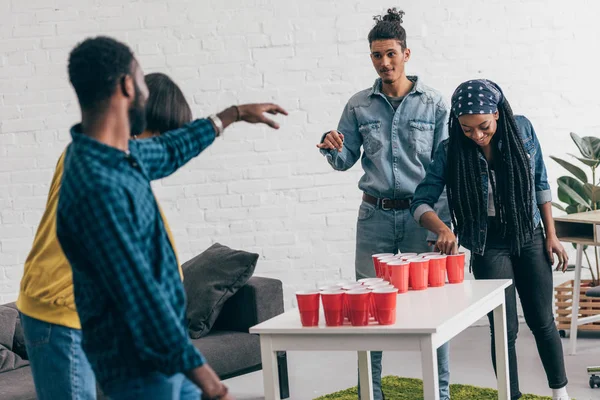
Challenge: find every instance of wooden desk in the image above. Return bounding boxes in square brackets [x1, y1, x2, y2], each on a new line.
[554, 210, 600, 354]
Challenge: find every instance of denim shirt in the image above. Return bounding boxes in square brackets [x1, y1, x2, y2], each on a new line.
[319, 76, 451, 230]
[410, 115, 552, 255]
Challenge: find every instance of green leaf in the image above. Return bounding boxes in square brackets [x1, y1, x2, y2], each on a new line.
[571, 132, 600, 160]
[557, 176, 591, 209]
[552, 202, 566, 211]
[566, 204, 589, 214]
[550, 156, 588, 183]
[571, 132, 593, 158]
[584, 183, 600, 203]
[568, 153, 600, 168]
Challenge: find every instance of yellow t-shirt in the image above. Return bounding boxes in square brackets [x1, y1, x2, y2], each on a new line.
[17, 150, 182, 329]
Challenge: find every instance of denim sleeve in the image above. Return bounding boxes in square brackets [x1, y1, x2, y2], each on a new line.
[529, 120, 552, 204]
[425, 99, 451, 241]
[411, 142, 449, 226]
[60, 188, 205, 375]
[319, 102, 362, 171]
[131, 119, 216, 181]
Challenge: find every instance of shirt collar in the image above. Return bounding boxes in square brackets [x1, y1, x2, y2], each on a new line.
[369, 75, 424, 97]
[69, 124, 130, 168]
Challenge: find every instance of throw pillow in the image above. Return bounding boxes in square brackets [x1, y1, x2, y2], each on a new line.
[183, 243, 258, 339]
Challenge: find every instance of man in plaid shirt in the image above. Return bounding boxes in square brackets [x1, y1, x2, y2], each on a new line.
[56, 36, 286, 400]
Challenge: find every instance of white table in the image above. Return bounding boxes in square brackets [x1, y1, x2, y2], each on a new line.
[250, 279, 512, 400]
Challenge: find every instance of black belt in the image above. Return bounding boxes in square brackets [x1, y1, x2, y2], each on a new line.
[362, 193, 411, 210]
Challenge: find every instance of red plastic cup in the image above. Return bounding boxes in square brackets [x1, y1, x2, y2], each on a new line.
[419, 252, 442, 258]
[447, 252, 466, 283]
[321, 291, 345, 327]
[296, 291, 320, 326]
[358, 277, 384, 285]
[319, 285, 342, 292]
[387, 260, 410, 293]
[398, 253, 418, 261]
[346, 290, 371, 326]
[427, 255, 447, 287]
[372, 253, 394, 278]
[372, 287, 399, 325]
[409, 258, 429, 290]
[379, 256, 398, 282]
[341, 283, 362, 320]
[367, 281, 392, 291]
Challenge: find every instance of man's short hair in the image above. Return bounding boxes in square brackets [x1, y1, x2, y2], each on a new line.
[68, 36, 135, 109]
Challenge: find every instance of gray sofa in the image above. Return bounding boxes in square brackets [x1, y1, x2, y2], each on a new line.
[0, 276, 289, 400]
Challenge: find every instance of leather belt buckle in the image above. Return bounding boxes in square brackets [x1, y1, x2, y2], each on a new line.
[381, 198, 392, 211]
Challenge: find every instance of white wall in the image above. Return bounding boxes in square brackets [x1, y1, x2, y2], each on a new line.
[1, 0, 599, 307]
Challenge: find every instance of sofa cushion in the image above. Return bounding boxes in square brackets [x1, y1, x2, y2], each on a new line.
[191, 330, 260, 378]
[2, 303, 27, 359]
[183, 243, 258, 339]
[0, 366, 36, 400]
[0, 306, 29, 373]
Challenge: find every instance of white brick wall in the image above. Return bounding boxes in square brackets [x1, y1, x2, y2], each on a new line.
[1, 0, 600, 308]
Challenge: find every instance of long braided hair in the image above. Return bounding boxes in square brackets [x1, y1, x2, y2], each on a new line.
[446, 98, 535, 254]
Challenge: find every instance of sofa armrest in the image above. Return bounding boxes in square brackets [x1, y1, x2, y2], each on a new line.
[212, 276, 283, 333]
[2, 302, 27, 360]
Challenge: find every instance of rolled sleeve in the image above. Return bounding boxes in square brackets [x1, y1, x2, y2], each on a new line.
[413, 203, 435, 224]
[527, 118, 552, 205]
[536, 189, 552, 204]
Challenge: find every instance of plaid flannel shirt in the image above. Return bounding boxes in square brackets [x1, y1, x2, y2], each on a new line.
[56, 119, 215, 387]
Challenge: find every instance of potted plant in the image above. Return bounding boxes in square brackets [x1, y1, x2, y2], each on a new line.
[551, 132, 600, 333]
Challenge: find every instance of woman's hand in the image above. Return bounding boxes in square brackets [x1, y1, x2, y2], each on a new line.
[434, 228, 458, 255]
[546, 234, 569, 272]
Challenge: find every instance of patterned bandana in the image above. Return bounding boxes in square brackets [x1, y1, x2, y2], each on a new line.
[451, 79, 503, 118]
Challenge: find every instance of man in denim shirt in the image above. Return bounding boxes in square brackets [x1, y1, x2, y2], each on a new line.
[317, 9, 450, 400]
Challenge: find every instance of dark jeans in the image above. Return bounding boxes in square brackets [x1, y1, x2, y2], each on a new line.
[472, 224, 568, 399]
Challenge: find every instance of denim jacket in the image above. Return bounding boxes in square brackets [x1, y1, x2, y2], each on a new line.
[410, 115, 552, 255]
[320, 76, 452, 234]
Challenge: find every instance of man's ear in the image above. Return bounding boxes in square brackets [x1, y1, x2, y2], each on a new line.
[403, 47, 411, 62]
[120, 75, 134, 99]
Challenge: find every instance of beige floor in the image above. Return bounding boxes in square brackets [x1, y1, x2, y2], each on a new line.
[224, 325, 600, 400]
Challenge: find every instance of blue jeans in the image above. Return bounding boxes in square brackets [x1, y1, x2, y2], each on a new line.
[20, 313, 97, 400]
[102, 372, 200, 400]
[355, 201, 451, 400]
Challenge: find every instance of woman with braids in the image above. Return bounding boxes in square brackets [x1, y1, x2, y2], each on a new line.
[411, 79, 570, 400]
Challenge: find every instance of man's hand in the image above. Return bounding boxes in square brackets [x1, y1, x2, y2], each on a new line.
[316, 130, 344, 152]
[218, 103, 288, 130]
[187, 364, 234, 400]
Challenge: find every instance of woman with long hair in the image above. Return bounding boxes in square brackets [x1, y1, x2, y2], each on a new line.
[411, 79, 570, 400]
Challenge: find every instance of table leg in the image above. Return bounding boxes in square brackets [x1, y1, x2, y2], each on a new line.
[357, 351, 374, 400]
[420, 336, 439, 400]
[569, 243, 583, 355]
[493, 298, 510, 400]
[260, 335, 281, 400]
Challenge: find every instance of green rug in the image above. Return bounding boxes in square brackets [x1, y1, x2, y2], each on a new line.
[314, 376, 555, 400]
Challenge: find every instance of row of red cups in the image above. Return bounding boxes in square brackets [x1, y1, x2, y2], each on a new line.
[296, 279, 399, 327]
[372, 252, 465, 292]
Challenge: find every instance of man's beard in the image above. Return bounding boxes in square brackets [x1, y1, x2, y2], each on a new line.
[129, 84, 147, 137]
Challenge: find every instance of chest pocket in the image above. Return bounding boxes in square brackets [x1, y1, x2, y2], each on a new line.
[358, 121, 383, 156]
[409, 120, 435, 154]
